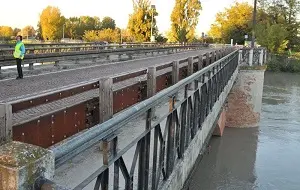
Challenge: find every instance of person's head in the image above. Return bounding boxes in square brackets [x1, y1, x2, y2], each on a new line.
[16, 35, 22, 42]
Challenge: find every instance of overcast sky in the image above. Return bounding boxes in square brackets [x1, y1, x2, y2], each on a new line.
[0, 0, 253, 35]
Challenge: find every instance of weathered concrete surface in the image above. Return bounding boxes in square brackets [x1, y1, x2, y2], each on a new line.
[159, 66, 239, 190]
[0, 141, 54, 190]
[213, 108, 226, 137]
[226, 69, 265, 128]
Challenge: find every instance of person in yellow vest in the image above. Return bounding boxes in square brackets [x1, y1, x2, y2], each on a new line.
[13, 35, 25, 79]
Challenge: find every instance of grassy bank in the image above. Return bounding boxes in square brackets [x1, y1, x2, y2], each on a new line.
[267, 53, 300, 73]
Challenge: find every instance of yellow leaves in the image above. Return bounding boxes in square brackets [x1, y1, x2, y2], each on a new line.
[127, 0, 158, 42]
[40, 6, 64, 40]
[0, 26, 13, 39]
[208, 2, 252, 43]
[83, 29, 121, 43]
[170, 0, 202, 42]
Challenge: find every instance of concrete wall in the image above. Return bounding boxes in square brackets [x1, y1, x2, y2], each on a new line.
[159, 66, 239, 190]
[226, 69, 265, 128]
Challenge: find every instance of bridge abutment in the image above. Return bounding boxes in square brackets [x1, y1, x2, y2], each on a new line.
[226, 66, 266, 128]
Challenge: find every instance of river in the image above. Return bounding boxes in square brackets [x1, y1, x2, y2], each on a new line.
[186, 72, 300, 190]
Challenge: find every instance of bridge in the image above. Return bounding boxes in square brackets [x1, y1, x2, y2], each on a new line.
[0, 45, 267, 190]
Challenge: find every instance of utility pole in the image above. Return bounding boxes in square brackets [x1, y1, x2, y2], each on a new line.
[251, 0, 258, 48]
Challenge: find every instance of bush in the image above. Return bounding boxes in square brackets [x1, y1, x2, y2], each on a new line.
[267, 54, 300, 73]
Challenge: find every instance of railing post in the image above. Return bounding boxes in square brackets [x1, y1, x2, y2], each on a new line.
[259, 49, 264, 65]
[264, 49, 267, 64]
[99, 77, 113, 123]
[211, 51, 215, 63]
[99, 77, 113, 151]
[249, 49, 254, 66]
[172, 60, 179, 99]
[238, 50, 243, 64]
[188, 57, 194, 89]
[147, 67, 156, 118]
[28, 63, 34, 70]
[0, 103, 12, 145]
[205, 52, 210, 66]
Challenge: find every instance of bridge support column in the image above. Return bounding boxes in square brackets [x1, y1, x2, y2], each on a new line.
[0, 141, 54, 190]
[226, 67, 266, 128]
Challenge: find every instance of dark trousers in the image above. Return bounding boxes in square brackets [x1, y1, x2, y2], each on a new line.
[16, 58, 23, 78]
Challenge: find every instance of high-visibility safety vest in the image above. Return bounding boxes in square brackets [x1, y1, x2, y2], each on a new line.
[13, 42, 24, 59]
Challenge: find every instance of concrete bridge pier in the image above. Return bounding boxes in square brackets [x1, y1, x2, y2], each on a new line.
[213, 48, 267, 134]
[226, 67, 265, 128]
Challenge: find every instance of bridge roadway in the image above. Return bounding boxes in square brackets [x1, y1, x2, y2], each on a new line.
[0, 48, 215, 102]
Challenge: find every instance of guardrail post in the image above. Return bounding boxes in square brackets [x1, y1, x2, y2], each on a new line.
[147, 67, 156, 118]
[54, 61, 59, 67]
[211, 51, 215, 63]
[0, 104, 12, 145]
[172, 60, 179, 85]
[99, 77, 113, 152]
[206, 52, 210, 65]
[188, 57, 194, 89]
[99, 78, 113, 123]
[28, 63, 34, 70]
[172, 60, 179, 99]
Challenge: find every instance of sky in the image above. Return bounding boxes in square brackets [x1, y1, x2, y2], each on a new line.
[0, 0, 253, 35]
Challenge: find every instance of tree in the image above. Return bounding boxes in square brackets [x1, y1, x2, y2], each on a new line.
[170, 0, 202, 43]
[120, 29, 134, 43]
[256, 23, 288, 53]
[36, 22, 43, 40]
[101, 17, 116, 30]
[156, 34, 168, 43]
[258, 0, 300, 50]
[208, 2, 253, 44]
[0, 26, 13, 40]
[40, 6, 64, 40]
[13, 28, 21, 36]
[127, 0, 158, 42]
[74, 16, 101, 38]
[83, 29, 120, 43]
[21, 25, 36, 38]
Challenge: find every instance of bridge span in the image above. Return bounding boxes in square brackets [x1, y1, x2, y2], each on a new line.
[0, 47, 267, 190]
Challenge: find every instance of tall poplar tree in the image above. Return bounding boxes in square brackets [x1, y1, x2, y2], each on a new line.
[170, 0, 202, 43]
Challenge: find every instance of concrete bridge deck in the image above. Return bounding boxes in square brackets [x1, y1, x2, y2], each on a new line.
[0, 49, 215, 102]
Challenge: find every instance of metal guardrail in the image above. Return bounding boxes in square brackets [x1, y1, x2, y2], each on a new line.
[6, 48, 233, 150]
[0, 42, 206, 49]
[38, 49, 239, 189]
[0, 43, 209, 55]
[0, 45, 204, 69]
